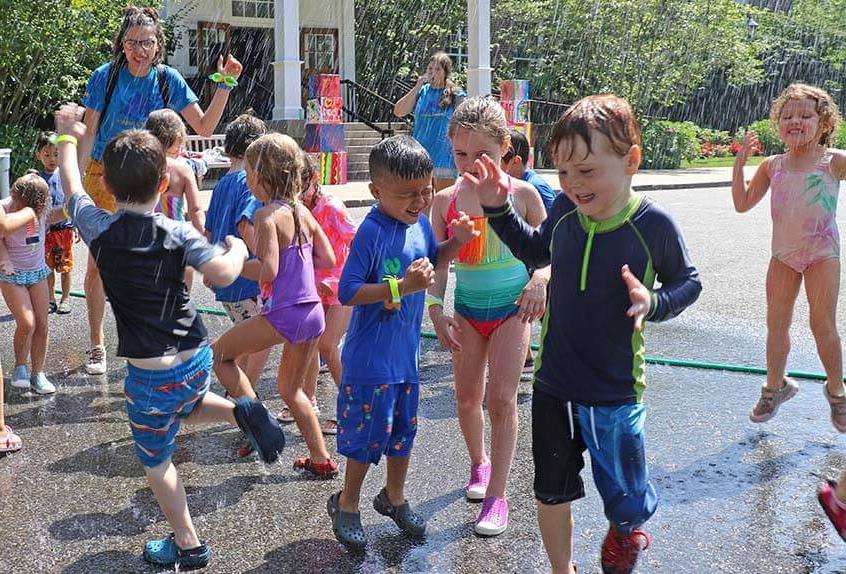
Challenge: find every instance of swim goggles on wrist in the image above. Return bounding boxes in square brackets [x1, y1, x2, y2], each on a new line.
[207, 72, 238, 89]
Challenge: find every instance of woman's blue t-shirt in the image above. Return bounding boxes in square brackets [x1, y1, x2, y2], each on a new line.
[82, 63, 198, 161]
[412, 84, 465, 170]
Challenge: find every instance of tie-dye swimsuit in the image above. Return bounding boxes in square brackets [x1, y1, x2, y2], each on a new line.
[446, 179, 529, 337]
[770, 151, 840, 273]
[156, 194, 185, 221]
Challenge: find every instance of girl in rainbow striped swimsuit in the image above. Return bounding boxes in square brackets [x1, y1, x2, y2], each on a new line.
[146, 109, 205, 289]
[428, 97, 549, 536]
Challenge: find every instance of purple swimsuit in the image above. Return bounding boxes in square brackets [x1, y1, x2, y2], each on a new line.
[260, 240, 325, 344]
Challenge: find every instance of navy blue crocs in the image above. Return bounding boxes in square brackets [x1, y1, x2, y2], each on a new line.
[233, 397, 285, 463]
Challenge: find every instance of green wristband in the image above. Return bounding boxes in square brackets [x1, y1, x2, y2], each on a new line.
[383, 276, 401, 304]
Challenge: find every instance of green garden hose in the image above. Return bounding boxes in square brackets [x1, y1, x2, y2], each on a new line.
[55, 289, 828, 383]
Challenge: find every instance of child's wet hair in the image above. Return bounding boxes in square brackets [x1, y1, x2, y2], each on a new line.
[244, 133, 306, 245]
[506, 129, 530, 165]
[35, 131, 56, 153]
[301, 152, 321, 199]
[145, 109, 186, 151]
[11, 173, 49, 213]
[448, 96, 510, 145]
[101, 130, 166, 204]
[112, 5, 166, 66]
[369, 135, 433, 182]
[225, 114, 268, 159]
[548, 95, 641, 160]
[770, 83, 841, 147]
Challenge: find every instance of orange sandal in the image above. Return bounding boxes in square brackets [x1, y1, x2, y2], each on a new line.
[294, 456, 339, 478]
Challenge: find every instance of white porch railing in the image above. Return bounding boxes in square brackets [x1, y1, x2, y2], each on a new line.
[185, 135, 229, 169]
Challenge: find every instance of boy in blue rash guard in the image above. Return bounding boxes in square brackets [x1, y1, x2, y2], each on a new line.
[205, 114, 270, 398]
[326, 135, 477, 552]
[464, 95, 701, 574]
[54, 103, 285, 572]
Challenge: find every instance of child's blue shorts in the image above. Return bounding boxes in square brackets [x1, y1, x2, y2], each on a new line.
[336, 382, 419, 465]
[532, 388, 658, 534]
[124, 346, 212, 468]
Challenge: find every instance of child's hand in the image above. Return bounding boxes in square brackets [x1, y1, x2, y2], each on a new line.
[224, 235, 248, 260]
[736, 131, 759, 165]
[217, 54, 243, 80]
[401, 257, 435, 295]
[622, 264, 651, 331]
[516, 275, 547, 323]
[462, 154, 510, 208]
[415, 72, 430, 88]
[54, 103, 87, 140]
[202, 275, 212, 289]
[0, 257, 14, 275]
[448, 211, 479, 245]
[430, 306, 462, 352]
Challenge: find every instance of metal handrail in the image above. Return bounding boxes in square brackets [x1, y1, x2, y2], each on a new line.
[340, 79, 413, 138]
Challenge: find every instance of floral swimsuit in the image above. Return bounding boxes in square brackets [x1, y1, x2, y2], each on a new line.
[770, 151, 841, 273]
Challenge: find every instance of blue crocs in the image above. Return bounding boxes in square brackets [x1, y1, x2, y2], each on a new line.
[143, 534, 211, 570]
[233, 397, 286, 463]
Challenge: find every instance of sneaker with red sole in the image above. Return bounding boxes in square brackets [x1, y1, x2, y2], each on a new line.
[818, 480, 846, 541]
[600, 525, 651, 574]
[294, 456, 339, 478]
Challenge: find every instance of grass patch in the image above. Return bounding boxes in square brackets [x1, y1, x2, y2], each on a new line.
[681, 156, 765, 168]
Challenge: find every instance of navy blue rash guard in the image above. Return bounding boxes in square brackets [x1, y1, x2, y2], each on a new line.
[483, 193, 702, 406]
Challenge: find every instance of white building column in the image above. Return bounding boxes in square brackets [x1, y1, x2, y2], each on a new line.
[341, 0, 356, 82]
[272, 0, 303, 120]
[466, 0, 492, 96]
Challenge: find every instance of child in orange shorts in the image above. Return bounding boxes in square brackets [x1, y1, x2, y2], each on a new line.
[36, 132, 74, 314]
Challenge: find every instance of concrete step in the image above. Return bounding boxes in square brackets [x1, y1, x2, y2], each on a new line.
[346, 137, 384, 147]
[346, 145, 374, 154]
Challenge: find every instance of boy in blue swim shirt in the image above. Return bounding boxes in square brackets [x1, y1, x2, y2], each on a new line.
[327, 135, 477, 551]
[54, 103, 285, 571]
[465, 95, 702, 574]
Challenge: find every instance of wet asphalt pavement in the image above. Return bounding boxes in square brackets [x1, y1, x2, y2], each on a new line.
[4, 187, 846, 573]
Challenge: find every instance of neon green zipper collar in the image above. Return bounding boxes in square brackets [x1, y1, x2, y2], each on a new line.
[578, 194, 644, 291]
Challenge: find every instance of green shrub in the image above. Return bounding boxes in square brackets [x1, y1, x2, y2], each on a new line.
[698, 127, 731, 146]
[835, 123, 846, 150]
[739, 119, 784, 155]
[0, 124, 40, 181]
[640, 120, 701, 169]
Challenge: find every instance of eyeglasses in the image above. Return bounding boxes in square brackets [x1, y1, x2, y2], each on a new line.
[123, 38, 157, 51]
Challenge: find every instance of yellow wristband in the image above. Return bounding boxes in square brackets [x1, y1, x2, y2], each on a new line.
[383, 276, 401, 304]
[50, 134, 78, 146]
[425, 294, 444, 308]
[62, 207, 70, 219]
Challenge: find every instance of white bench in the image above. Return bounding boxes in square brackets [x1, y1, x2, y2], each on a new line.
[185, 135, 229, 169]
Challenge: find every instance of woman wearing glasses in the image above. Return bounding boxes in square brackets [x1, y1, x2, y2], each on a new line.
[76, 5, 242, 376]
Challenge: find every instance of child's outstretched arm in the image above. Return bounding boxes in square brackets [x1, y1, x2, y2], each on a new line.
[831, 149, 846, 181]
[198, 235, 248, 287]
[433, 211, 478, 268]
[0, 202, 36, 237]
[466, 154, 557, 268]
[732, 132, 771, 213]
[0, 204, 12, 275]
[54, 103, 87, 203]
[641, 216, 702, 325]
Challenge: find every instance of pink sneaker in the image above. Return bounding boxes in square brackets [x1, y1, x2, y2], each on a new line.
[466, 462, 491, 501]
[818, 480, 846, 541]
[474, 496, 508, 536]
